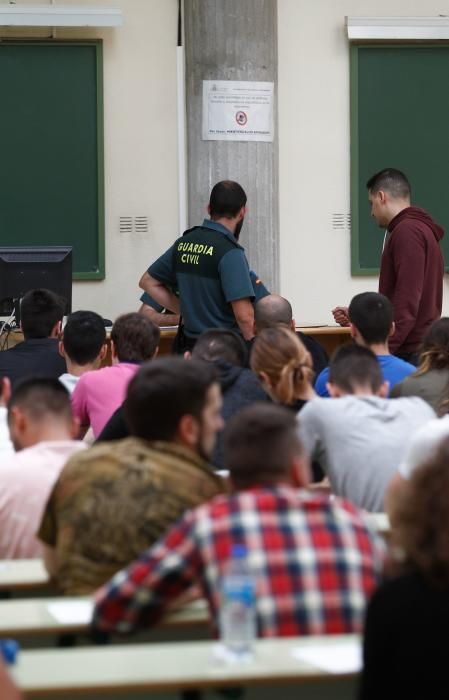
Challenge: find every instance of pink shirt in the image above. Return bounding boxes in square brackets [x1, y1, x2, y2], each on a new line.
[0, 441, 86, 559]
[71, 363, 139, 438]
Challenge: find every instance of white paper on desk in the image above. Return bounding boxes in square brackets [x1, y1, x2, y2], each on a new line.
[291, 640, 362, 674]
[47, 600, 94, 625]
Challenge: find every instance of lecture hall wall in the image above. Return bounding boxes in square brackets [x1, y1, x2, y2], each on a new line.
[5, 0, 449, 322]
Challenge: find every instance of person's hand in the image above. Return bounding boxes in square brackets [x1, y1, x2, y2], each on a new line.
[332, 306, 350, 326]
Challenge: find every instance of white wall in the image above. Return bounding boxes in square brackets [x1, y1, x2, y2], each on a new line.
[4, 0, 449, 322]
[278, 0, 449, 325]
[0, 0, 180, 320]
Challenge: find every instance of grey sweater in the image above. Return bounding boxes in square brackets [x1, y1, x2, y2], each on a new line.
[298, 395, 435, 512]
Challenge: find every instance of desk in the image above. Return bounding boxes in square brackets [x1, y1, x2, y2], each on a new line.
[1, 326, 351, 360]
[12, 635, 360, 697]
[0, 597, 208, 638]
[0, 560, 49, 592]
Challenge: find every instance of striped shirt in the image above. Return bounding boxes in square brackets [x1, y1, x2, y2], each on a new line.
[93, 486, 384, 637]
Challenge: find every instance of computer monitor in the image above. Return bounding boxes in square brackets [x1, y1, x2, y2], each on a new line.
[0, 246, 72, 318]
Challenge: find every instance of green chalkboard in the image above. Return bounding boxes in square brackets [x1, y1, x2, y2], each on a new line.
[350, 44, 449, 275]
[0, 41, 104, 279]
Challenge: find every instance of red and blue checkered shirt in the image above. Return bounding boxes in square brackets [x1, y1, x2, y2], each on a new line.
[92, 486, 384, 637]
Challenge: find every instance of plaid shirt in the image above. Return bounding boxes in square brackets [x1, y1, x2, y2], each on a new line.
[93, 486, 384, 637]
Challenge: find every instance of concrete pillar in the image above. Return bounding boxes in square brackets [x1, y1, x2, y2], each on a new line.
[184, 0, 279, 291]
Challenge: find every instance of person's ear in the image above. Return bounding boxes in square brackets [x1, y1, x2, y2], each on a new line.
[51, 320, 62, 338]
[388, 321, 396, 338]
[378, 380, 390, 398]
[327, 381, 341, 398]
[70, 416, 81, 440]
[8, 405, 26, 433]
[99, 343, 108, 361]
[111, 340, 118, 362]
[152, 346, 159, 359]
[58, 340, 65, 359]
[290, 455, 311, 488]
[290, 319, 296, 332]
[177, 414, 200, 449]
[183, 350, 192, 360]
[1, 377, 11, 406]
[207, 204, 211, 216]
[378, 190, 387, 204]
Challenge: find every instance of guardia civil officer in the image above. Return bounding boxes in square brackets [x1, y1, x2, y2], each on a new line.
[139, 181, 255, 350]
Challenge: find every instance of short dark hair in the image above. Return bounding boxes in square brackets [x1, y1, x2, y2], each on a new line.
[62, 310, 106, 365]
[348, 292, 393, 344]
[20, 288, 65, 339]
[209, 180, 247, 219]
[124, 357, 218, 441]
[328, 344, 382, 394]
[192, 329, 248, 367]
[8, 377, 72, 423]
[366, 168, 411, 200]
[254, 294, 293, 331]
[111, 313, 160, 363]
[224, 403, 303, 488]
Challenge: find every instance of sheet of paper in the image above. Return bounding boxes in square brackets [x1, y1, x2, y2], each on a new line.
[47, 600, 94, 625]
[291, 640, 362, 674]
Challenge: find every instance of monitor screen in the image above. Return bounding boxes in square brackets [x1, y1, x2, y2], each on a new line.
[0, 246, 72, 317]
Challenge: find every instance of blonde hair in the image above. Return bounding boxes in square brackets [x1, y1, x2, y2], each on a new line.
[250, 327, 314, 405]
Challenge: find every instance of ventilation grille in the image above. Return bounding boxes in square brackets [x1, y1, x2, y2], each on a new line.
[332, 213, 352, 230]
[119, 216, 149, 234]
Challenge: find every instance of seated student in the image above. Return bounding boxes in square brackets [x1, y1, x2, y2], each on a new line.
[250, 326, 316, 411]
[391, 317, 449, 413]
[298, 345, 435, 512]
[254, 294, 328, 375]
[0, 378, 85, 559]
[360, 439, 449, 698]
[0, 288, 66, 388]
[0, 375, 13, 459]
[71, 312, 159, 438]
[92, 403, 384, 638]
[385, 413, 449, 518]
[38, 358, 224, 594]
[316, 292, 415, 397]
[59, 310, 107, 394]
[191, 328, 268, 470]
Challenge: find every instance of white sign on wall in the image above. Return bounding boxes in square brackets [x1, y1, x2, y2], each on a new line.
[202, 80, 274, 142]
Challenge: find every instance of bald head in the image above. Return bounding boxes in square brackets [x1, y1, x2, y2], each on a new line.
[254, 294, 293, 333]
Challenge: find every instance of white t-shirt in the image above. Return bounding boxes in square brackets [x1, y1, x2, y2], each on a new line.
[398, 415, 449, 480]
[59, 373, 80, 395]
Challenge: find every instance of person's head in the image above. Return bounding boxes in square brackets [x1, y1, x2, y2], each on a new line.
[208, 180, 247, 239]
[391, 436, 449, 588]
[250, 326, 314, 405]
[327, 344, 388, 397]
[191, 328, 248, 367]
[7, 377, 77, 451]
[416, 317, 449, 375]
[60, 310, 107, 368]
[224, 403, 310, 489]
[348, 292, 394, 346]
[366, 168, 411, 228]
[110, 313, 160, 364]
[124, 357, 224, 460]
[20, 288, 65, 340]
[254, 294, 294, 334]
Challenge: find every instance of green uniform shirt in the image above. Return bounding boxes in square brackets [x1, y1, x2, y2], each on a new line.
[149, 219, 255, 337]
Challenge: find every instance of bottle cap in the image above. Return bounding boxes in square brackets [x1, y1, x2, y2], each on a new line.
[0, 639, 19, 665]
[231, 544, 247, 558]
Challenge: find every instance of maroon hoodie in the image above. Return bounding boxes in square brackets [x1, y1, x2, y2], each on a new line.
[379, 206, 444, 354]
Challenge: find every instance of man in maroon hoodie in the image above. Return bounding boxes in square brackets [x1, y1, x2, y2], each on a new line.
[333, 169, 444, 364]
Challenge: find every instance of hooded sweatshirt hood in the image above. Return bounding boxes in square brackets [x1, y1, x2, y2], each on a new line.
[389, 206, 444, 242]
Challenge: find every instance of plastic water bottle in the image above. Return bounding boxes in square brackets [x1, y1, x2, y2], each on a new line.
[219, 544, 256, 661]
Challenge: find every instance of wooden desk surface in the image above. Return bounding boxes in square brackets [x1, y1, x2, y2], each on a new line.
[12, 635, 360, 696]
[0, 559, 48, 592]
[0, 596, 208, 637]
